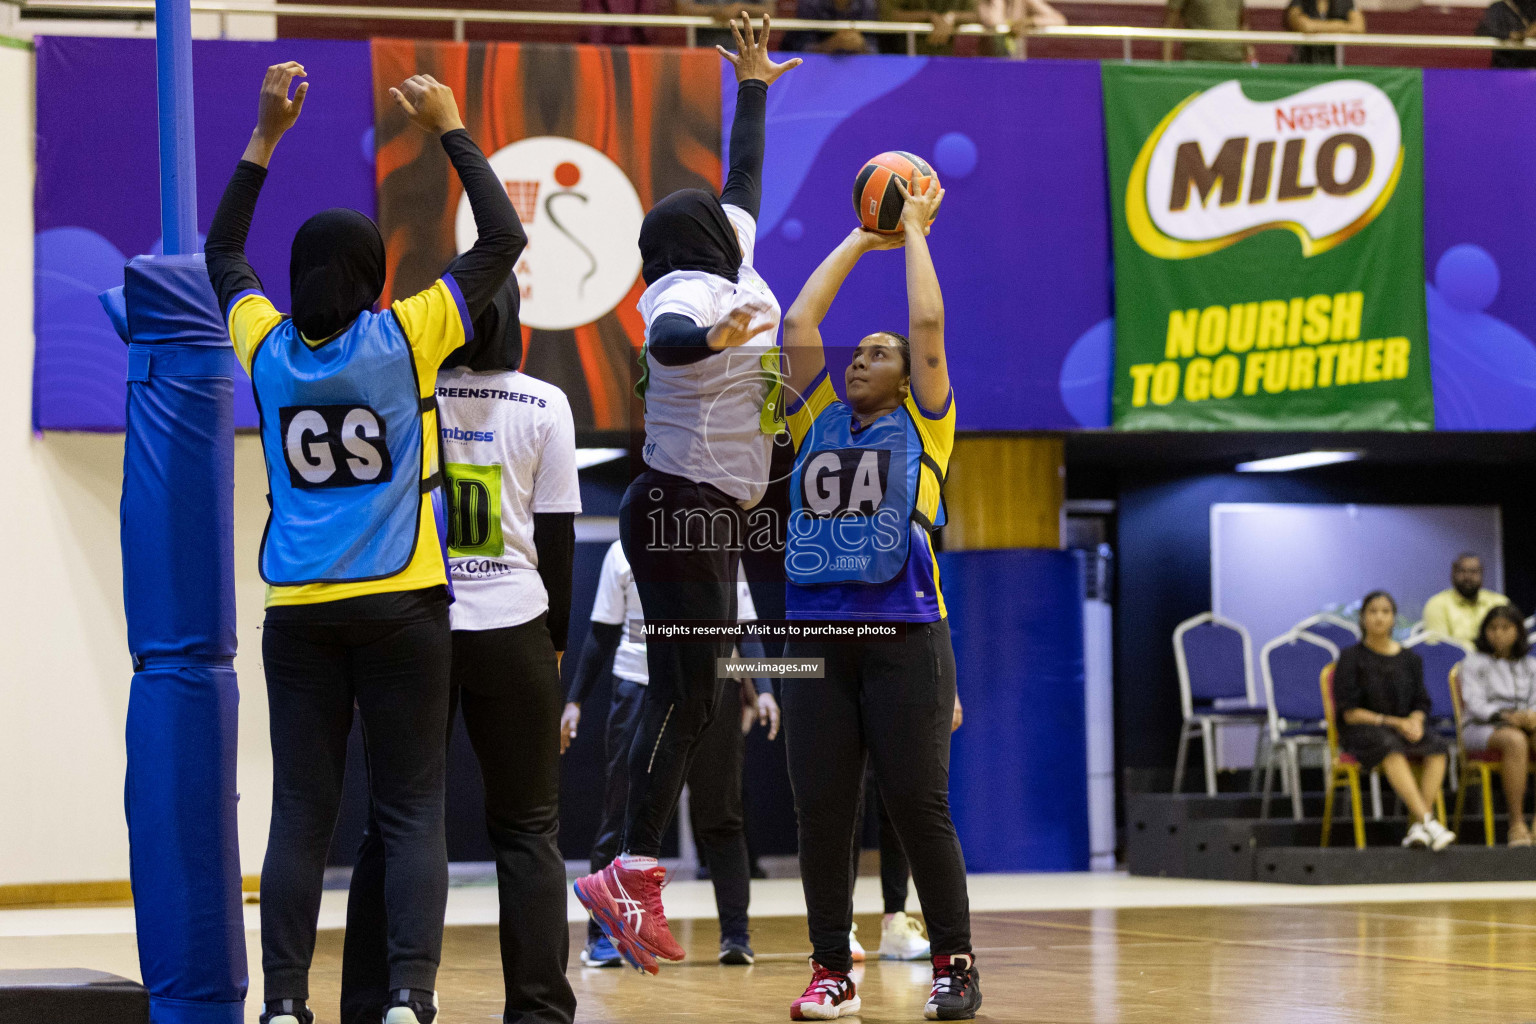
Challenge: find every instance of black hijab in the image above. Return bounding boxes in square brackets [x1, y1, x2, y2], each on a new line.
[289, 208, 386, 341]
[639, 189, 741, 286]
[444, 274, 523, 372]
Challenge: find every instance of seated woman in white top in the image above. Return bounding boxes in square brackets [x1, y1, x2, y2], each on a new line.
[1460, 603, 1536, 846]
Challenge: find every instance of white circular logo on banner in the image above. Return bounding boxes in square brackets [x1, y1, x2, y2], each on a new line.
[456, 137, 644, 331]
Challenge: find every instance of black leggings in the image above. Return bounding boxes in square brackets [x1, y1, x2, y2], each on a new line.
[259, 591, 452, 1001]
[341, 616, 575, 1024]
[686, 679, 753, 939]
[782, 619, 970, 974]
[851, 781, 912, 915]
[588, 675, 753, 941]
[616, 470, 743, 857]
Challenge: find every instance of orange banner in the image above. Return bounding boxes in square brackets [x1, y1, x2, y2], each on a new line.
[373, 40, 722, 431]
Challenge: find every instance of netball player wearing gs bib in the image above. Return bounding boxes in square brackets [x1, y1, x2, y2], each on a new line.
[204, 65, 520, 1024]
[571, 15, 801, 974]
[778, 178, 981, 1022]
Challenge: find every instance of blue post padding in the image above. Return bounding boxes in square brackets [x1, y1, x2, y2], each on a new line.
[154, 0, 198, 255]
[109, 253, 246, 1023]
[939, 549, 1090, 871]
[126, 665, 245, 1022]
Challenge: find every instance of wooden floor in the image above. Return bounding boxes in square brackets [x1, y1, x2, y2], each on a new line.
[11, 899, 1536, 1022]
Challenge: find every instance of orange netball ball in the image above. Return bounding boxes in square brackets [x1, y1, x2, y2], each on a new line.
[853, 151, 939, 234]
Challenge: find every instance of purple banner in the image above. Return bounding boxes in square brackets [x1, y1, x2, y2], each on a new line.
[1422, 69, 1536, 431]
[729, 56, 1113, 431]
[33, 46, 1536, 434]
[33, 37, 374, 430]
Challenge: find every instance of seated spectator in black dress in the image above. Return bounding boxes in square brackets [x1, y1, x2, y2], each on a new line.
[1284, 0, 1363, 64]
[1459, 604, 1536, 846]
[1476, 0, 1536, 68]
[782, 0, 881, 52]
[1335, 590, 1457, 851]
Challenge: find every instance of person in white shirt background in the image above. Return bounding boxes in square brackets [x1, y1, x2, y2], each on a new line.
[341, 274, 583, 1024]
[563, 541, 781, 967]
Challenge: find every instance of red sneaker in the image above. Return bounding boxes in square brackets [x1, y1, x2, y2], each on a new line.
[790, 960, 861, 1020]
[600, 858, 687, 963]
[572, 867, 658, 975]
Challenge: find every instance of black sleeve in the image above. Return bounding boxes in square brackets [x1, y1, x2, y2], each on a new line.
[568, 621, 623, 704]
[205, 160, 269, 316]
[739, 636, 772, 694]
[1333, 646, 1364, 712]
[1409, 652, 1432, 717]
[440, 129, 526, 319]
[648, 311, 718, 366]
[533, 512, 576, 651]
[720, 79, 767, 219]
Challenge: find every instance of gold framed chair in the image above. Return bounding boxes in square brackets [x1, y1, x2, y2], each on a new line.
[1449, 665, 1535, 846]
[1319, 664, 1365, 849]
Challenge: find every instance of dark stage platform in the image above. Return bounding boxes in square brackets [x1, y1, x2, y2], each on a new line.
[1127, 793, 1536, 885]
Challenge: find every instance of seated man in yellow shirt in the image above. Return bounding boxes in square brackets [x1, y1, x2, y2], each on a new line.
[1421, 553, 1509, 645]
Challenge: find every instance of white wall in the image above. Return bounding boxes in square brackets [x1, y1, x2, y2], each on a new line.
[0, 43, 275, 887]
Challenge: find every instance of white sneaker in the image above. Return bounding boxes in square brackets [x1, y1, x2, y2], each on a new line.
[1402, 821, 1430, 848]
[1423, 816, 1456, 852]
[879, 911, 932, 961]
[849, 922, 866, 962]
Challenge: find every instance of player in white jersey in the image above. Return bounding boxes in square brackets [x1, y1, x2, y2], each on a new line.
[571, 14, 802, 973]
[563, 542, 780, 967]
[341, 275, 582, 1024]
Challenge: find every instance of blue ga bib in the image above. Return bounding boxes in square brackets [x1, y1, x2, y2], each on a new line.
[786, 402, 945, 586]
[251, 310, 434, 586]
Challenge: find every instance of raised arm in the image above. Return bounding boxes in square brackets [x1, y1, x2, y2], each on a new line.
[897, 177, 948, 413]
[390, 75, 523, 320]
[206, 61, 308, 314]
[718, 14, 802, 219]
[782, 227, 899, 397]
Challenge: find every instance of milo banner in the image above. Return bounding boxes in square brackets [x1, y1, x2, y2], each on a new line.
[1104, 65, 1432, 431]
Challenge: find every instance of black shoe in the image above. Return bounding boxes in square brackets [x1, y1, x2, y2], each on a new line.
[260, 1001, 314, 1024]
[719, 933, 756, 965]
[924, 954, 981, 1020]
[384, 989, 438, 1024]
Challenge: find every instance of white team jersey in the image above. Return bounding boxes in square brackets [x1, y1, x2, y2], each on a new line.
[590, 539, 758, 686]
[636, 204, 781, 508]
[436, 367, 582, 632]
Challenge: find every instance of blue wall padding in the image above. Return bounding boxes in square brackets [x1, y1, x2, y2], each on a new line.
[939, 549, 1089, 872]
[107, 254, 246, 1024]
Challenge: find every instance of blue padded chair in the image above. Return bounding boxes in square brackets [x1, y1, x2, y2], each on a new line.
[1293, 613, 1360, 657]
[1260, 629, 1340, 820]
[1173, 613, 1267, 795]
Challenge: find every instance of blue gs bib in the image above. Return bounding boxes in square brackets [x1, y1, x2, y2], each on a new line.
[251, 310, 435, 586]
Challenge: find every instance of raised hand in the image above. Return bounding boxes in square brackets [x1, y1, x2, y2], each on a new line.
[390, 74, 466, 136]
[255, 62, 308, 142]
[718, 13, 803, 86]
[897, 175, 945, 233]
[707, 297, 777, 350]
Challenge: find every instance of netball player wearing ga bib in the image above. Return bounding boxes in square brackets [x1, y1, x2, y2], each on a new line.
[778, 178, 981, 1022]
[204, 65, 520, 1024]
[571, 15, 801, 973]
[338, 277, 581, 1024]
